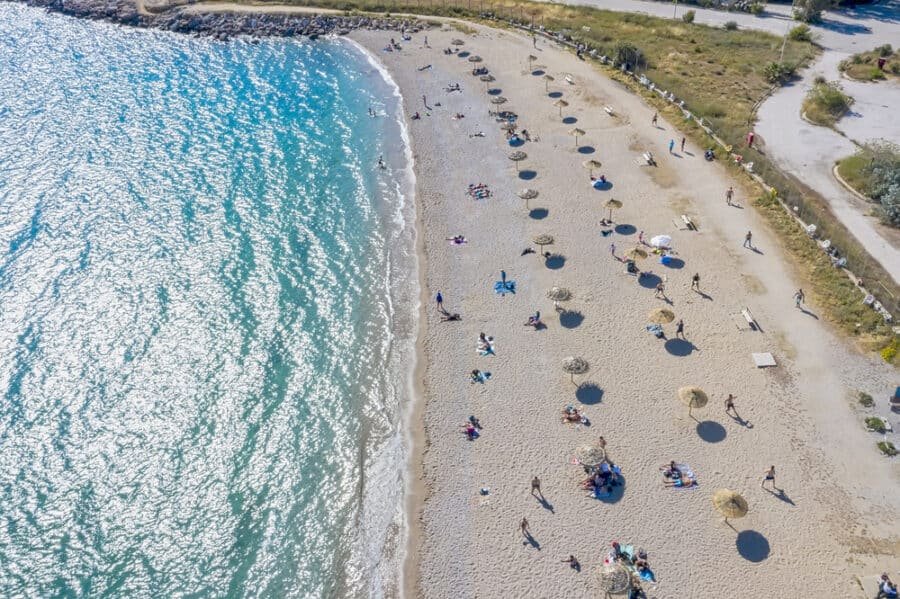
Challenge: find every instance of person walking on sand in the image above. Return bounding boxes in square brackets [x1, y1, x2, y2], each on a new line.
[743, 230, 753, 248]
[638, 230, 645, 245]
[726, 186, 734, 206]
[675, 319, 685, 339]
[598, 436, 607, 449]
[668, 139, 675, 154]
[794, 288, 805, 308]
[561, 555, 580, 570]
[725, 394, 737, 416]
[762, 465, 776, 489]
[520, 516, 530, 536]
[747, 130, 755, 148]
[691, 273, 700, 292]
[680, 137, 686, 153]
[609, 243, 616, 259]
[435, 291, 444, 313]
[651, 112, 658, 127]
[655, 281, 666, 299]
[531, 476, 543, 499]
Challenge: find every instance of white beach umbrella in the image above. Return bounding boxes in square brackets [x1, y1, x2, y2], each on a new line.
[649, 234, 672, 249]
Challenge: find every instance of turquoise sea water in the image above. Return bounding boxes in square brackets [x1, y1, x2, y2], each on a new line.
[0, 5, 417, 597]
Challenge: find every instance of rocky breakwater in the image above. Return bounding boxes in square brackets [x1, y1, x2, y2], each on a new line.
[14, 0, 431, 39]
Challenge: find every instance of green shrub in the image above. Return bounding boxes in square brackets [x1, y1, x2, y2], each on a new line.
[866, 417, 887, 433]
[868, 67, 886, 80]
[876, 44, 893, 57]
[788, 24, 813, 42]
[803, 80, 853, 124]
[881, 343, 897, 362]
[858, 391, 874, 407]
[764, 61, 797, 84]
[892, 63, 900, 75]
[612, 41, 646, 68]
[877, 441, 898, 457]
[750, 2, 765, 15]
[682, 9, 695, 23]
[724, 20, 739, 30]
[813, 74, 826, 84]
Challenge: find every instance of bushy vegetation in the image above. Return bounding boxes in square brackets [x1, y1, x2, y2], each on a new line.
[839, 44, 899, 81]
[723, 20, 738, 30]
[764, 61, 797, 84]
[877, 441, 897, 457]
[866, 417, 887, 433]
[837, 143, 900, 226]
[682, 9, 695, 23]
[802, 80, 853, 126]
[858, 391, 874, 408]
[788, 23, 813, 42]
[749, 2, 765, 15]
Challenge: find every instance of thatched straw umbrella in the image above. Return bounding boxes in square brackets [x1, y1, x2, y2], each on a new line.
[508, 150, 527, 172]
[575, 444, 606, 467]
[553, 98, 568, 117]
[603, 198, 622, 222]
[562, 356, 589, 385]
[518, 187, 538, 209]
[527, 54, 538, 71]
[624, 247, 648, 261]
[548, 286, 572, 311]
[568, 127, 586, 147]
[713, 489, 749, 526]
[532, 233, 554, 251]
[597, 564, 632, 597]
[678, 386, 709, 418]
[491, 96, 508, 105]
[452, 39, 465, 45]
[501, 122, 518, 132]
[468, 55, 483, 63]
[582, 159, 602, 177]
[543, 73, 555, 91]
[648, 308, 675, 325]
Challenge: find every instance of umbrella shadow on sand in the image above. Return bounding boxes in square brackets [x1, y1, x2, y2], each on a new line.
[562, 116, 578, 124]
[614, 224, 636, 235]
[593, 476, 626, 504]
[548, 91, 563, 98]
[577, 146, 596, 154]
[531, 69, 545, 76]
[664, 338, 697, 356]
[529, 208, 549, 219]
[736, 530, 770, 562]
[545, 254, 566, 269]
[576, 383, 604, 405]
[638, 272, 662, 289]
[695, 420, 727, 443]
[559, 310, 584, 328]
[519, 170, 537, 180]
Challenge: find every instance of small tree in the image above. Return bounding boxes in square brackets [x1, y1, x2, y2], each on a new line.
[613, 41, 646, 70]
[682, 10, 696, 23]
[793, 0, 834, 23]
[724, 20, 739, 30]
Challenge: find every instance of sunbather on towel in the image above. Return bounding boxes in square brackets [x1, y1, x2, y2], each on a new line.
[664, 476, 695, 488]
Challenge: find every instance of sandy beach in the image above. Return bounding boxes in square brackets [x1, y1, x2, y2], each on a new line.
[351, 23, 899, 599]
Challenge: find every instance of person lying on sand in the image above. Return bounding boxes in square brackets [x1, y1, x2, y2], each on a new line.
[462, 422, 478, 440]
[664, 476, 695, 488]
[446, 235, 467, 244]
[440, 313, 461, 322]
[452, 113, 465, 120]
[469, 131, 485, 138]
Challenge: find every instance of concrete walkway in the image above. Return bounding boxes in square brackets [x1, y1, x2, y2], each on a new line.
[546, 0, 900, 283]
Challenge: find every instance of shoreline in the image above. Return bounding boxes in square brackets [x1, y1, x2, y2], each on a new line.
[6, 3, 898, 595]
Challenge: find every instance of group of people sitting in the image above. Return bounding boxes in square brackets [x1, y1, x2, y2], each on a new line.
[444, 82, 461, 92]
[580, 460, 622, 496]
[442, 47, 460, 55]
[467, 183, 491, 200]
[660, 460, 696, 488]
[469, 369, 491, 383]
[461, 415, 482, 441]
[605, 541, 655, 594]
[477, 332, 495, 356]
[560, 405, 589, 425]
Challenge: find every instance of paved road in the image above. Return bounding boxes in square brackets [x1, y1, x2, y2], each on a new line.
[549, 0, 900, 283]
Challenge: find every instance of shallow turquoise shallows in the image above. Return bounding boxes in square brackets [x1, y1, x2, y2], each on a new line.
[0, 5, 416, 597]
